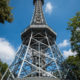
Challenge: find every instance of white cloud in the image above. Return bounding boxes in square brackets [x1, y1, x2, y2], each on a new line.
[45, 2, 53, 14]
[0, 38, 16, 65]
[76, 27, 80, 31]
[58, 40, 69, 48]
[63, 49, 77, 58]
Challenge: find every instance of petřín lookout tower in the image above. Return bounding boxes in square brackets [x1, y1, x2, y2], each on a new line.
[1, 0, 77, 80]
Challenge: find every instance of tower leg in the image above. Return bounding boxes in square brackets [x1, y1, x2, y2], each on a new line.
[45, 32, 62, 79]
[17, 33, 33, 78]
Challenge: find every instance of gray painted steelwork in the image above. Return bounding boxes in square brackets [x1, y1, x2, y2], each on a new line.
[1, 0, 78, 80]
[32, 0, 46, 24]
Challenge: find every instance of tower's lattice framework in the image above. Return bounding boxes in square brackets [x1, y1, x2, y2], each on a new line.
[1, 0, 77, 80]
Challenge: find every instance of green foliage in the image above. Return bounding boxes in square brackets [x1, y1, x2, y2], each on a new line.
[0, 60, 8, 80]
[64, 56, 80, 80]
[67, 12, 80, 56]
[0, 0, 13, 23]
[0, 72, 2, 80]
[63, 12, 80, 79]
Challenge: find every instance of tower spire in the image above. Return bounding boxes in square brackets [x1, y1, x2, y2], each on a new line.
[31, 0, 46, 25]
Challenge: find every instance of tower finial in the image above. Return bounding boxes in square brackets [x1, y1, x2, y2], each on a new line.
[33, 0, 44, 5]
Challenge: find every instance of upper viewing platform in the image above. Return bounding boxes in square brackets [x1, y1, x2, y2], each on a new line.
[33, 0, 44, 5]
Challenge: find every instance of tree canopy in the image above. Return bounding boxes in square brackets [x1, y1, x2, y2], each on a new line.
[64, 12, 80, 80]
[64, 56, 80, 80]
[0, 0, 13, 23]
[67, 12, 80, 56]
[0, 60, 8, 80]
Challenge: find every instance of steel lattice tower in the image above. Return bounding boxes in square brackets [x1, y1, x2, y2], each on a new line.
[1, 0, 78, 80]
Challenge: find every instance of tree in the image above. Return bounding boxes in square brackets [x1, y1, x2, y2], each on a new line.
[0, 72, 2, 80]
[0, 60, 8, 80]
[63, 12, 80, 80]
[0, 0, 13, 23]
[67, 12, 80, 56]
[63, 56, 80, 80]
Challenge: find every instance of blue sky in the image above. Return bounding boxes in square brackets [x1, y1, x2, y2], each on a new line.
[0, 0, 80, 64]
